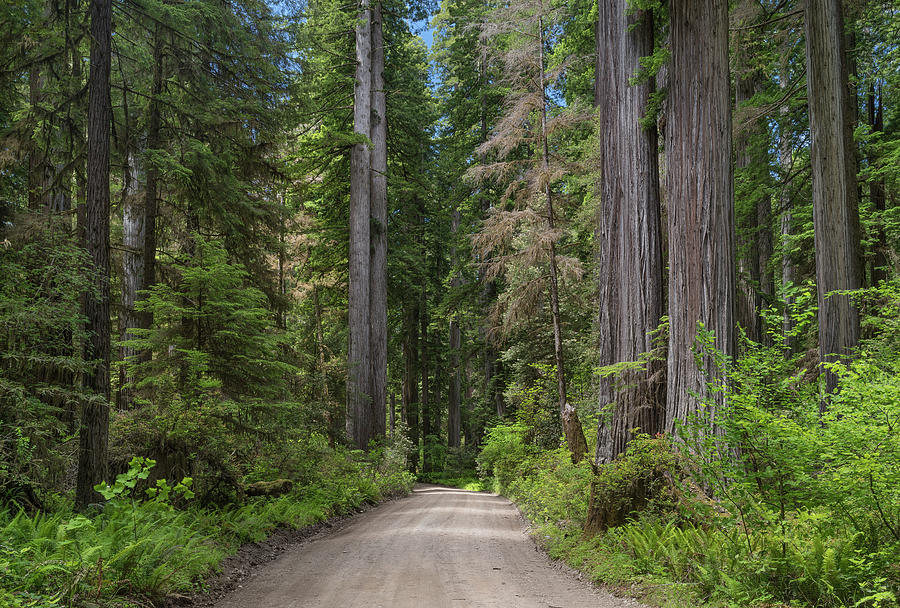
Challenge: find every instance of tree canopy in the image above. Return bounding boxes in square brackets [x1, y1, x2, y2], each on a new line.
[2, 0, 900, 604]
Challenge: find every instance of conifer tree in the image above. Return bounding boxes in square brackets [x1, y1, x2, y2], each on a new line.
[348, 0, 374, 449]
[805, 0, 861, 402]
[370, 0, 389, 439]
[76, 0, 112, 510]
[592, 0, 664, 465]
[664, 0, 736, 434]
[472, 0, 589, 462]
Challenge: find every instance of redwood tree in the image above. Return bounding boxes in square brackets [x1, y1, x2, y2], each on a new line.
[592, 0, 665, 465]
[664, 0, 736, 434]
[804, 0, 861, 402]
[369, 0, 388, 438]
[76, 0, 112, 510]
[347, 0, 373, 449]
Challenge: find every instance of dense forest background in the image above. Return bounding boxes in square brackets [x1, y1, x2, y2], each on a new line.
[1, 0, 899, 605]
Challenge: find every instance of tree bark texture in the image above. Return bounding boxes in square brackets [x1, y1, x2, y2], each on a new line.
[664, 0, 736, 435]
[804, 0, 861, 401]
[347, 0, 373, 449]
[369, 1, 388, 439]
[76, 0, 112, 510]
[593, 0, 665, 465]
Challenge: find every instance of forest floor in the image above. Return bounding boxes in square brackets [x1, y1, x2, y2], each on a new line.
[200, 484, 645, 608]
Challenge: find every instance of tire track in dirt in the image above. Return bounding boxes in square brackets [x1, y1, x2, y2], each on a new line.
[211, 484, 645, 608]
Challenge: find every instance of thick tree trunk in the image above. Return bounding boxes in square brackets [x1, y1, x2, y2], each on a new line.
[369, 1, 388, 440]
[593, 0, 665, 465]
[539, 16, 587, 463]
[804, 0, 861, 402]
[347, 0, 373, 449]
[76, 0, 112, 510]
[664, 0, 736, 435]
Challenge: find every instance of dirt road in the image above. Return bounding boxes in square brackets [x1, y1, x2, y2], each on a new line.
[213, 484, 643, 608]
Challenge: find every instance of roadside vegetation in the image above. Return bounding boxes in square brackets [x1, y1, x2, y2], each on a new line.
[1, 438, 414, 608]
[475, 283, 900, 608]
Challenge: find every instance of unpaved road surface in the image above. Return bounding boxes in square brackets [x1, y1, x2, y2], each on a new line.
[213, 484, 643, 608]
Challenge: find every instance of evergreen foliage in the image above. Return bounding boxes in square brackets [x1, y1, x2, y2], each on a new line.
[1, 0, 900, 604]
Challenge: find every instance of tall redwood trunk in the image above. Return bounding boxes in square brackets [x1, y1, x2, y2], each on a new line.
[369, 1, 388, 439]
[665, 0, 736, 435]
[592, 0, 664, 466]
[804, 0, 861, 402]
[347, 0, 373, 449]
[76, 0, 112, 510]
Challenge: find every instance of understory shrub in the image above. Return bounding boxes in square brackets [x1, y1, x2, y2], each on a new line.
[585, 435, 681, 532]
[484, 286, 900, 607]
[508, 447, 592, 529]
[476, 421, 538, 493]
[0, 437, 415, 607]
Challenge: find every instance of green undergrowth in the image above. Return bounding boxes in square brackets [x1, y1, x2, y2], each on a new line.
[0, 440, 415, 608]
[479, 422, 900, 608]
[475, 285, 900, 608]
